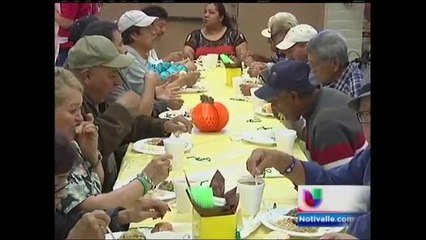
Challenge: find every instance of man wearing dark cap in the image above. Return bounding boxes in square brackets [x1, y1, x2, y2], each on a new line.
[254, 61, 367, 169]
[67, 35, 192, 192]
[247, 71, 371, 239]
[69, 15, 99, 44]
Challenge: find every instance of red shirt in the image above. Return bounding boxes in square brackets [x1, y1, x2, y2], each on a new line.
[58, 3, 101, 49]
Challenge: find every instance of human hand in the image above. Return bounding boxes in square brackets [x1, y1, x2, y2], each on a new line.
[163, 116, 193, 135]
[75, 113, 99, 164]
[246, 148, 293, 176]
[67, 210, 111, 239]
[122, 197, 171, 223]
[143, 154, 173, 186]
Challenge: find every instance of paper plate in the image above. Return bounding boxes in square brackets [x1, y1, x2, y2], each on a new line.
[133, 138, 193, 155]
[255, 106, 274, 117]
[181, 84, 207, 93]
[106, 230, 191, 239]
[158, 110, 191, 121]
[241, 130, 276, 146]
[260, 208, 345, 238]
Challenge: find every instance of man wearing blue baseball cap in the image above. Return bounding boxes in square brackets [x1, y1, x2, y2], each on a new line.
[247, 71, 371, 239]
[254, 61, 366, 169]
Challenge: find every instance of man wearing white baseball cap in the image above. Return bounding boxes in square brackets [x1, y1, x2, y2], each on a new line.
[276, 24, 317, 62]
[241, 12, 298, 96]
[117, 10, 160, 97]
[117, 9, 158, 33]
[261, 12, 298, 39]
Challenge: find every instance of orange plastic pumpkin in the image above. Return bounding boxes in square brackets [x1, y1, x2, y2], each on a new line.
[192, 95, 229, 132]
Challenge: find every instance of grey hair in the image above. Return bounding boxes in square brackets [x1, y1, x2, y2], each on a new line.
[307, 30, 348, 65]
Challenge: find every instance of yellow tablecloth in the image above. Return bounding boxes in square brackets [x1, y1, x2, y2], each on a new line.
[115, 67, 307, 239]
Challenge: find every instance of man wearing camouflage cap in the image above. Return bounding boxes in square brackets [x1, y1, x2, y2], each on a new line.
[241, 12, 298, 96]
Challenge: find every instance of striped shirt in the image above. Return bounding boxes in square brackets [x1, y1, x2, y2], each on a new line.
[303, 88, 367, 169]
[328, 62, 364, 98]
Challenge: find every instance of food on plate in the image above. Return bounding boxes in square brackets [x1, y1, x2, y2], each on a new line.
[286, 208, 298, 217]
[182, 85, 206, 91]
[273, 217, 318, 233]
[165, 111, 191, 119]
[262, 103, 273, 114]
[151, 222, 174, 233]
[147, 138, 164, 146]
[119, 229, 146, 239]
[158, 181, 174, 191]
[183, 85, 197, 89]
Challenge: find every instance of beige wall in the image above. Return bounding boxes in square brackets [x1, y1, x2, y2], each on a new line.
[324, 3, 365, 59]
[238, 3, 325, 56]
[98, 3, 151, 21]
[99, 3, 325, 58]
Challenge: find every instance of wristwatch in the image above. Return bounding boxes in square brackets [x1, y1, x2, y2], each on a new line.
[280, 156, 296, 176]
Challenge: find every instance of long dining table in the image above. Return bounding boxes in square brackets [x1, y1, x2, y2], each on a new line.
[113, 66, 307, 239]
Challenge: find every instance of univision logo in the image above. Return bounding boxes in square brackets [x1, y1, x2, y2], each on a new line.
[303, 188, 323, 208]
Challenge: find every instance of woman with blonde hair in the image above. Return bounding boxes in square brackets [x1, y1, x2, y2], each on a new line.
[55, 67, 170, 218]
[54, 129, 171, 240]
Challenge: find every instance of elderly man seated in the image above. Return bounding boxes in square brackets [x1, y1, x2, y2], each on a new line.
[247, 71, 371, 239]
[254, 61, 367, 169]
[307, 30, 364, 98]
[276, 24, 318, 62]
[240, 12, 298, 96]
[66, 35, 192, 192]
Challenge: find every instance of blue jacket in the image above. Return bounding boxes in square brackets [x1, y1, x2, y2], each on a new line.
[302, 147, 371, 239]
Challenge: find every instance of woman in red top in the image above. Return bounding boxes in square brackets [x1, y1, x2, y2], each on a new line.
[183, 3, 248, 62]
[55, 3, 102, 67]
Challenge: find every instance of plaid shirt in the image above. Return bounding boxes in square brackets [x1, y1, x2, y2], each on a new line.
[328, 62, 364, 98]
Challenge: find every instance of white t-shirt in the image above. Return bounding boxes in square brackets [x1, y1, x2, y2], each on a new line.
[149, 49, 162, 64]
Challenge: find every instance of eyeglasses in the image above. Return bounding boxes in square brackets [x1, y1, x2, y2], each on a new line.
[55, 179, 68, 193]
[357, 111, 370, 123]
